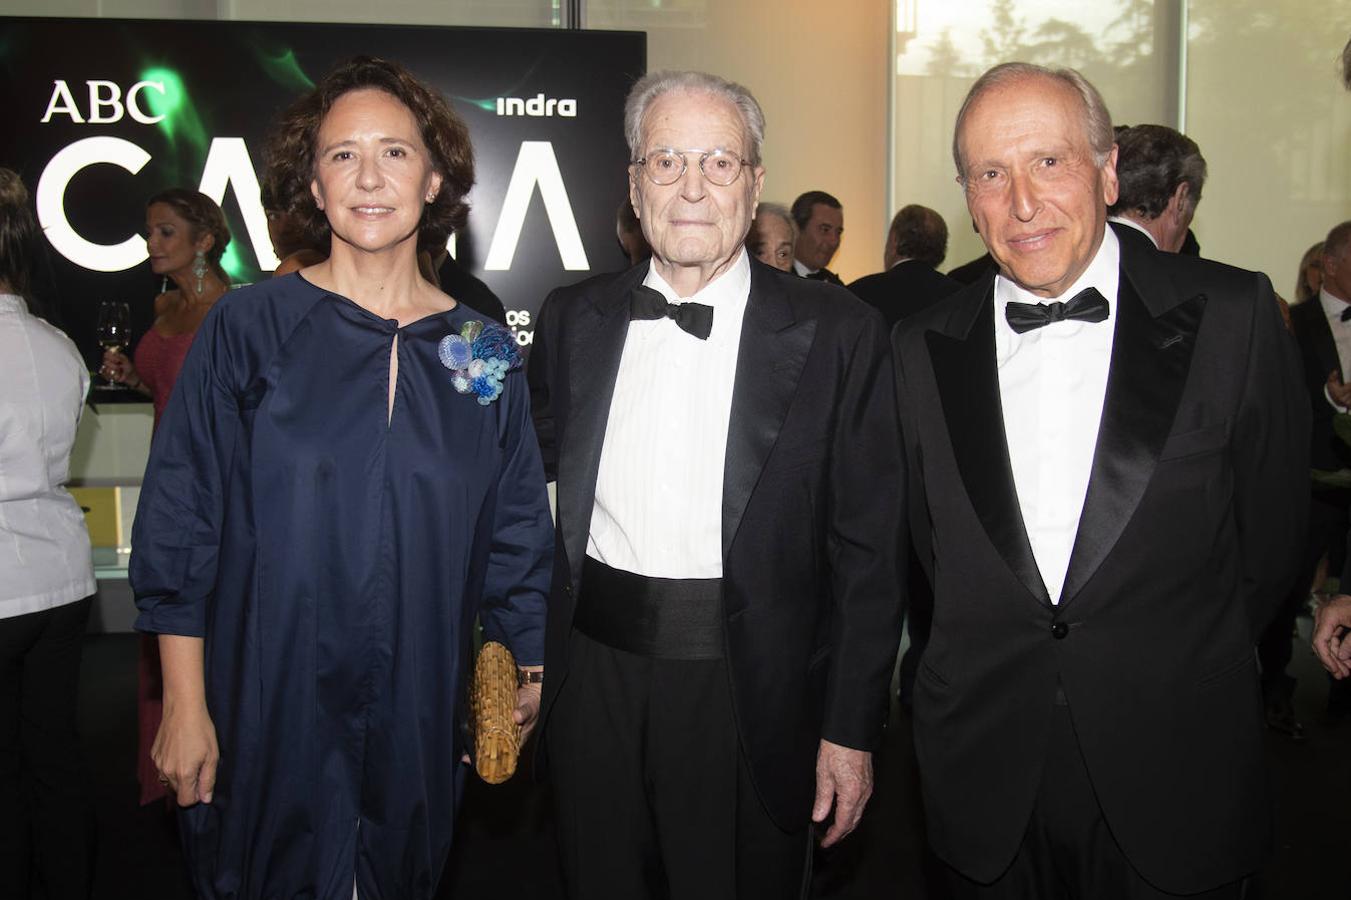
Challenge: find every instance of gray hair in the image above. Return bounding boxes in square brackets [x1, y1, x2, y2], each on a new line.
[624, 70, 766, 166]
[752, 201, 798, 241]
[952, 62, 1114, 180]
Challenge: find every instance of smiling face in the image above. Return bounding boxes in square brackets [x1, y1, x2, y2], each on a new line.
[145, 202, 211, 278]
[958, 75, 1118, 299]
[630, 90, 764, 282]
[310, 88, 442, 257]
[794, 203, 843, 271]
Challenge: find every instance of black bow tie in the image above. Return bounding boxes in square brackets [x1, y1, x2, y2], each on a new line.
[1004, 286, 1111, 334]
[1339, 305, 1351, 322]
[803, 270, 830, 282]
[630, 285, 714, 340]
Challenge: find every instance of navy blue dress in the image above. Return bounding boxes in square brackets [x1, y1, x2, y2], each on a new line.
[131, 274, 553, 899]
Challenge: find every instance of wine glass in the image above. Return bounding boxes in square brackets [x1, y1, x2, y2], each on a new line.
[96, 301, 131, 387]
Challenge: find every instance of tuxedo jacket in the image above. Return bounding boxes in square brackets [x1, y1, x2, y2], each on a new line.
[1289, 297, 1350, 471]
[846, 260, 962, 328]
[891, 226, 1308, 893]
[529, 258, 903, 829]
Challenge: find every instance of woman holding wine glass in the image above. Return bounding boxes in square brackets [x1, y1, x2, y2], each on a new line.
[101, 189, 231, 427]
[100, 188, 232, 807]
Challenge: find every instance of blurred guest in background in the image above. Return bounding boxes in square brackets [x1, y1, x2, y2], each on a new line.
[0, 167, 96, 900]
[261, 179, 326, 277]
[131, 56, 551, 899]
[100, 188, 232, 808]
[1295, 240, 1325, 304]
[102, 189, 232, 427]
[847, 204, 960, 327]
[616, 197, 651, 266]
[1107, 124, 1207, 254]
[746, 200, 796, 271]
[791, 189, 845, 283]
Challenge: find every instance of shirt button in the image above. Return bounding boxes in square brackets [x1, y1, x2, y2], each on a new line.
[1051, 621, 1069, 640]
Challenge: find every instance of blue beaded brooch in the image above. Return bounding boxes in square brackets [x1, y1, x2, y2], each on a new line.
[438, 320, 522, 406]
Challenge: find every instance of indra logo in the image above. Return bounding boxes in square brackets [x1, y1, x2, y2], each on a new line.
[496, 94, 577, 117]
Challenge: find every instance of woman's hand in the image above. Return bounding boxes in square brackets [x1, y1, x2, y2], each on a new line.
[101, 349, 146, 393]
[152, 697, 219, 806]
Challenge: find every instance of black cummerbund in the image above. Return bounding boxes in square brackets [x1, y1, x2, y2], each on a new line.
[575, 557, 724, 660]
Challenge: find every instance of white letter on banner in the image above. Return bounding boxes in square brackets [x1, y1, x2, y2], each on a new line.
[127, 81, 166, 125]
[40, 80, 84, 124]
[37, 137, 150, 272]
[484, 141, 588, 271]
[197, 137, 279, 270]
[86, 81, 125, 124]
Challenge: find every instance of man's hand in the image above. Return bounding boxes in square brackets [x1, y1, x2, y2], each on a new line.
[812, 740, 873, 848]
[513, 666, 543, 747]
[1313, 594, 1351, 679]
[1326, 371, 1351, 408]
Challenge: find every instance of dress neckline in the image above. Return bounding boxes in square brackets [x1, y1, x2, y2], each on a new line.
[292, 272, 460, 332]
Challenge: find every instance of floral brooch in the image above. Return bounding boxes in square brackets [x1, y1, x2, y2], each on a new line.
[438, 320, 522, 406]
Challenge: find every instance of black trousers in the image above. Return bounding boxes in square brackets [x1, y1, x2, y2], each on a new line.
[0, 597, 94, 900]
[941, 704, 1249, 900]
[548, 630, 810, 900]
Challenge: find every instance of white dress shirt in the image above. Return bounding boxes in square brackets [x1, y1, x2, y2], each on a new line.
[995, 227, 1121, 604]
[586, 251, 752, 578]
[1107, 214, 1159, 249]
[1318, 287, 1351, 412]
[792, 259, 818, 278]
[0, 294, 95, 618]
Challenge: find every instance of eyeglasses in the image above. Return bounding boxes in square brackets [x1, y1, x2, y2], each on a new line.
[633, 148, 750, 186]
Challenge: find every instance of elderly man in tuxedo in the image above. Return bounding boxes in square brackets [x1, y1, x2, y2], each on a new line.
[528, 70, 902, 899]
[892, 62, 1306, 899]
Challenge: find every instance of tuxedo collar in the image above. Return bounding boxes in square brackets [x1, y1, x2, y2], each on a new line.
[926, 235, 1207, 607]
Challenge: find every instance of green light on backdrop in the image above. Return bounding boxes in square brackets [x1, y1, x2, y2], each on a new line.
[139, 66, 209, 155]
[256, 48, 314, 93]
[220, 241, 247, 281]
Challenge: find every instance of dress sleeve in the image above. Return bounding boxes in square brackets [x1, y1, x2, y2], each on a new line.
[129, 303, 240, 637]
[478, 367, 554, 666]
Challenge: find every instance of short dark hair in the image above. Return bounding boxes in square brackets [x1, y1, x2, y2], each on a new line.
[1326, 221, 1351, 263]
[264, 55, 474, 248]
[146, 187, 232, 281]
[888, 205, 948, 268]
[0, 168, 39, 300]
[1108, 124, 1207, 220]
[791, 190, 842, 229]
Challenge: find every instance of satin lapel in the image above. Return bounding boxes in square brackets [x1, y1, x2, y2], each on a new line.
[721, 267, 817, 583]
[556, 271, 641, 583]
[926, 286, 1051, 606]
[1059, 270, 1206, 605]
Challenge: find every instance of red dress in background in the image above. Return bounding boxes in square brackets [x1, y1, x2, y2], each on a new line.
[132, 328, 196, 804]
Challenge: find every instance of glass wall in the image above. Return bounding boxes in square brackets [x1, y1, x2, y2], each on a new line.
[1186, 1, 1351, 300]
[890, 0, 1177, 274]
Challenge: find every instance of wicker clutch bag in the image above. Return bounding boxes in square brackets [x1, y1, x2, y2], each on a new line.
[470, 640, 521, 784]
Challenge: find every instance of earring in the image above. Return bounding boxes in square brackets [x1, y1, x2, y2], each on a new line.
[192, 249, 208, 294]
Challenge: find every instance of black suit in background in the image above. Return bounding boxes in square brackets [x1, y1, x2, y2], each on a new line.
[946, 252, 996, 286]
[1260, 299, 1351, 710]
[529, 259, 903, 893]
[436, 255, 507, 324]
[846, 259, 962, 328]
[800, 265, 844, 286]
[892, 226, 1307, 894]
[846, 259, 961, 710]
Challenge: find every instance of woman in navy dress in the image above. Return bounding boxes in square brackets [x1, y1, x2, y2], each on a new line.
[130, 57, 552, 899]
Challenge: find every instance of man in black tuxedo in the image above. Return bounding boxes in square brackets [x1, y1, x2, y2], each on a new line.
[892, 62, 1307, 898]
[790, 190, 846, 284]
[1106, 124, 1207, 255]
[530, 70, 902, 899]
[848, 204, 961, 327]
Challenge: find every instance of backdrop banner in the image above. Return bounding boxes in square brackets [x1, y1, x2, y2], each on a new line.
[0, 17, 645, 365]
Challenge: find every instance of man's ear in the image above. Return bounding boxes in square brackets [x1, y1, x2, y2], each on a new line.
[1167, 182, 1191, 224]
